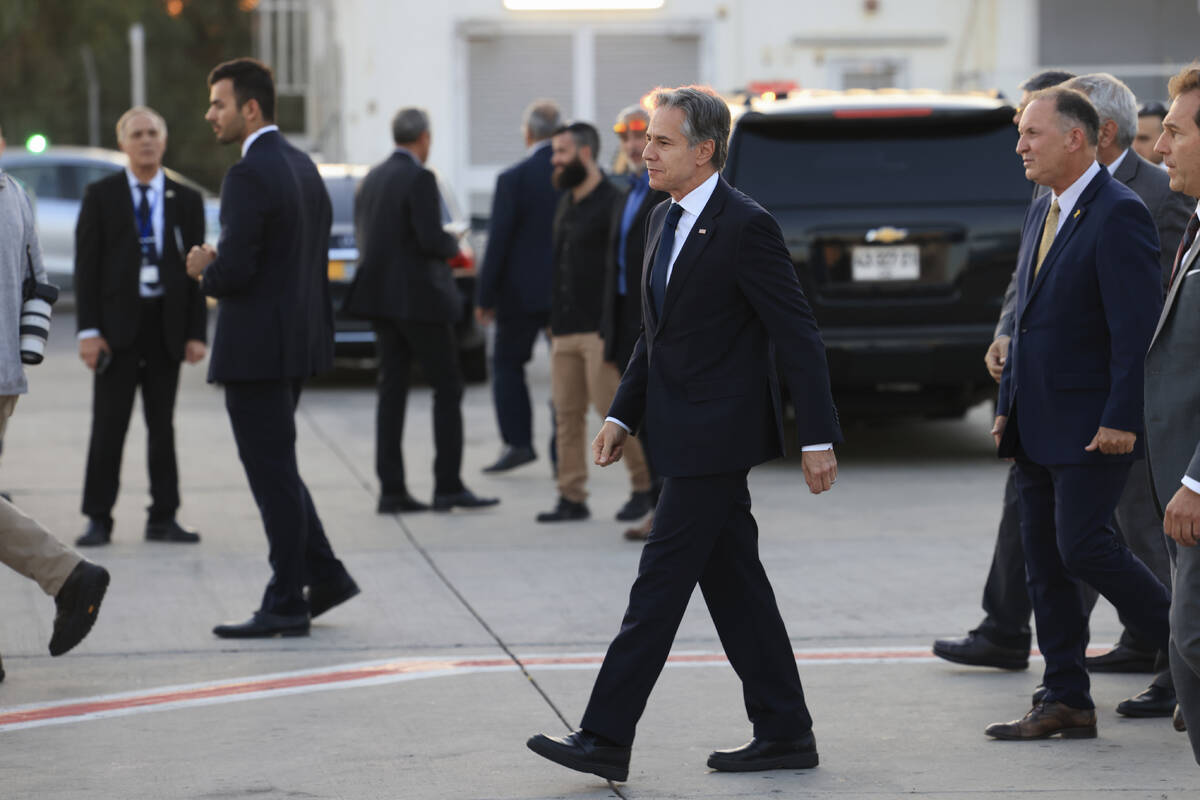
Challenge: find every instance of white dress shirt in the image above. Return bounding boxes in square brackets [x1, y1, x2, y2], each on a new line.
[241, 124, 279, 158]
[606, 170, 831, 452]
[1048, 160, 1102, 236]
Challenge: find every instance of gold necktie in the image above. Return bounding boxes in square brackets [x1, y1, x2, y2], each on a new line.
[1034, 199, 1061, 278]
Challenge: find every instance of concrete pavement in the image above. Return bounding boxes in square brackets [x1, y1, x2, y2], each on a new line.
[0, 311, 1197, 799]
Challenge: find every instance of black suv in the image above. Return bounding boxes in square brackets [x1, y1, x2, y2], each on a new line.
[724, 90, 1030, 419]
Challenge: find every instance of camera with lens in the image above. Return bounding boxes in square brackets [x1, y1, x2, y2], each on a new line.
[20, 246, 58, 365]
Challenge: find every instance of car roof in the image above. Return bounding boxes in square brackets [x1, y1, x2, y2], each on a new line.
[0, 146, 217, 197]
[732, 89, 1013, 121]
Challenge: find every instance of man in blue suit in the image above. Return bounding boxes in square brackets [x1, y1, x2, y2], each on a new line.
[987, 86, 1171, 739]
[527, 86, 841, 781]
[187, 58, 358, 638]
[475, 100, 562, 473]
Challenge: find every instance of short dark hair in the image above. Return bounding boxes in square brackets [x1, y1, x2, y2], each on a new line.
[208, 58, 276, 123]
[1028, 86, 1100, 146]
[1139, 101, 1167, 119]
[392, 107, 429, 144]
[553, 121, 601, 161]
[1020, 70, 1076, 93]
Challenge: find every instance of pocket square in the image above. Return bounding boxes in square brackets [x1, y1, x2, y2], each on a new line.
[1187, 268, 1200, 278]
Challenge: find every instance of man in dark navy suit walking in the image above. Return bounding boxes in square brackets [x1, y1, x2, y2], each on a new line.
[527, 86, 841, 782]
[187, 58, 358, 638]
[987, 86, 1170, 740]
[475, 100, 562, 473]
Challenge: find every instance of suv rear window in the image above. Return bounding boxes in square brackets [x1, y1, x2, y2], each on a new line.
[730, 114, 1031, 208]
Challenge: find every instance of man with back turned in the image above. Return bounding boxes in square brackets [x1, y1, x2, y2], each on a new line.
[526, 85, 841, 781]
[187, 58, 358, 638]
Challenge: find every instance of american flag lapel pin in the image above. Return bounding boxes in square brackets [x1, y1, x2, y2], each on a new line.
[698, 228, 707, 235]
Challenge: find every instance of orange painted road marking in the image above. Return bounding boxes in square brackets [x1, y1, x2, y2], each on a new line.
[0, 646, 1066, 733]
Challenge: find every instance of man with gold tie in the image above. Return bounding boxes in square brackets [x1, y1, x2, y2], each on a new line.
[986, 87, 1171, 740]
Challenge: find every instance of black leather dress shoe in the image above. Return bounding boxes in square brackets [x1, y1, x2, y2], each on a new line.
[145, 519, 200, 543]
[307, 573, 361, 619]
[615, 490, 654, 521]
[1116, 683, 1177, 717]
[526, 729, 630, 782]
[707, 735, 819, 772]
[1175, 704, 1188, 732]
[482, 445, 537, 473]
[1085, 644, 1157, 673]
[432, 488, 500, 512]
[377, 493, 430, 514]
[50, 561, 110, 656]
[213, 611, 310, 639]
[537, 497, 590, 523]
[74, 519, 112, 547]
[932, 632, 1029, 670]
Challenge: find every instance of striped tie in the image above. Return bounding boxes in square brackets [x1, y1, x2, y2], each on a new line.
[1033, 199, 1060, 279]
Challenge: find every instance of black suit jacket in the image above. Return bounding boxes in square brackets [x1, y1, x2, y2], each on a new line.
[344, 150, 460, 323]
[74, 171, 207, 360]
[476, 142, 559, 315]
[600, 175, 669, 366]
[201, 130, 334, 382]
[609, 176, 842, 477]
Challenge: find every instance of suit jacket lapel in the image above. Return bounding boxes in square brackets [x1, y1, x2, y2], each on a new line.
[657, 178, 727, 328]
[1152, 241, 1200, 346]
[1023, 169, 1108, 309]
[162, 178, 179, 264]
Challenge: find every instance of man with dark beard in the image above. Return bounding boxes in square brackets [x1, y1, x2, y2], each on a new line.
[536, 122, 653, 523]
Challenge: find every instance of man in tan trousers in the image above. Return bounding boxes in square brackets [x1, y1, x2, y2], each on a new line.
[536, 121, 653, 524]
[0, 127, 110, 681]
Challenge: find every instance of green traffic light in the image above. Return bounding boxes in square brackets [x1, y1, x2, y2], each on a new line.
[25, 134, 47, 154]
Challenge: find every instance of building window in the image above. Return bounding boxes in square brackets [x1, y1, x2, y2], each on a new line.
[254, 0, 310, 131]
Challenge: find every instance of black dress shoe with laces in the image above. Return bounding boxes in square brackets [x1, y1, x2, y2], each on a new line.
[932, 632, 1029, 670]
[615, 490, 654, 521]
[213, 611, 310, 639]
[432, 488, 500, 512]
[306, 573, 361, 619]
[50, 561, 110, 656]
[1116, 683, 1177, 717]
[537, 497, 590, 523]
[377, 492, 430, 513]
[526, 729, 630, 782]
[145, 519, 200, 543]
[75, 519, 112, 547]
[482, 445, 537, 473]
[1085, 644, 1158, 673]
[707, 734, 819, 772]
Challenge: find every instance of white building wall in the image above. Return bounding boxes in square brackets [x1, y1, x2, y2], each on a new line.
[325, 0, 1039, 212]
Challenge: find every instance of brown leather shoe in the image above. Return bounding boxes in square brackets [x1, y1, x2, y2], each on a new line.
[623, 514, 653, 541]
[985, 702, 1097, 740]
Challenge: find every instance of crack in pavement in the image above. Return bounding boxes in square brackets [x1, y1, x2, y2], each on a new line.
[300, 406, 631, 799]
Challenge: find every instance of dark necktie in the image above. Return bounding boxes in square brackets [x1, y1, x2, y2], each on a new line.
[1170, 213, 1200, 286]
[650, 203, 683, 320]
[137, 184, 160, 293]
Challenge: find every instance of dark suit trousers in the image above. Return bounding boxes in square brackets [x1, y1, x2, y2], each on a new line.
[490, 312, 548, 449]
[580, 472, 811, 746]
[374, 320, 464, 496]
[1014, 458, 1171, 709]
[224, 379, 347, 616]
[82, 299, 181, 525]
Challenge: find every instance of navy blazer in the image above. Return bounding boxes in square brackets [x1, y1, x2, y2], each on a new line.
[997, 167, 1162, 464]
[344, 150, 460, 323]
[75, 171, 207, 360]
[476, 142, 559, 315]
[201, 130, 334, 382]
[608, 176, 842, 478]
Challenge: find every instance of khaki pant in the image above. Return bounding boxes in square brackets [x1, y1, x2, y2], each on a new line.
[551, 332, 650, 503]
[0, 395, 80, 596]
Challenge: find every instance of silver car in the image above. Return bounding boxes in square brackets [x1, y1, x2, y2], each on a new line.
[0, 146, 219, 293]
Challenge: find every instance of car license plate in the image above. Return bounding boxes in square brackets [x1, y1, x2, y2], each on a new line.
[851, 245, 920, 281]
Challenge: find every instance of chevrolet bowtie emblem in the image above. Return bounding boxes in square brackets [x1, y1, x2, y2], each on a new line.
[865, 226, 908, 244]
[698, 228, 707, 235]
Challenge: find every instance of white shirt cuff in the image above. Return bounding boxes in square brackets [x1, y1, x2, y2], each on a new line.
[801, 443, 833, 452]
[605, 416, 631, 434]
[1182, 475, 1200, 495]
[77, 329, 101, 340]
